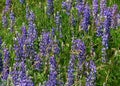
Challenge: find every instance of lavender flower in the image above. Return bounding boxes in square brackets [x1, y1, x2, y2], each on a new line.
[0, 48, 3, 72]
[76, 0, 83, 4]
[52, 39, 60, 55]
[111, 5, 118, 28]
[10, 11, 15, 23]
[102, 8, 112, 62]
[103, 8, 112, 36]
[100, 0, 107, 17]
[39, 32, 52, 56]
[86, 60, 96, 86]
[10, 62, 20, 85]
[2, 14, 8, 28]
[28, 10, 35, 22]
[117, 13, 120, 26]
[92, 0, 98, 17]
[1, 48, 10, 80]
[81, 4, 90, 32]
[28, 21, 37, 43]
[1, 66, 9, 80]
[5, 0, 12, 12]
[55, 12, 61, 28]
[11, 61, 34, 86]
[71, 15, 76, 27]
[102, 33, 109, 49]
[76, 2, 84, 15]
[96, 21, 103, 37]
[72, 39, 86, 70]
[3, 48, 10, 64]
[67, 55, 75, 86]
[0, 37, 2, 47]
[62, 1, 72, 15]
[46, 56, 57, 86]
[21, 24, 27, 40]
[33, 54, 42, 71]
[26, 5, 30, 20]
[47, 0, 54, 16]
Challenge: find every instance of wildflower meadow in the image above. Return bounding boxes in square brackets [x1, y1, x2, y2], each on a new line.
[0, 0, 120, 86]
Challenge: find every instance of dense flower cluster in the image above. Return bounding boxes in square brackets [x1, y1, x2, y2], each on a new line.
[1, 0, 120, 85]
[11, 61, 34, 86]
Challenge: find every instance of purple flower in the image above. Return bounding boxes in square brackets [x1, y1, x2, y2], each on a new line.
[28, 21, 37, 43]
[0, 37, 2, 47]
[86, 60, 96, 86]
[28, 11, 35, 22]
[76, 2, 84, 15]
[1, 48, 10, 80]
[10, 11, 15, 23]
[102, 33, 109, 49]
[52, 40, 60, 55]
[21, 24, 27, 40]
[62, 1, 72, 15]
[81, 4, 90, 32]
[71, 15, 76, 27]
[103, 8, 112, 36]
[92, 0, 98, 17]
[26, 5, 30, 20]
[111, 5, 118, 28]
[2, 14, 8, 28]
[96, 21, 103, 37]
[76, 0, 83, 4]
[5, 0, 12, 12]
[72, 39, 86, 57]
[72, 39, 86, 70]
[3, 48, 10, 64]
[47, 0, 54, 16]
[11, 61, 34, 86]
[67, 55, 75, 86]
[1, 66, 9, 80]
[0, 54, 3, 72]
[46, 56, 57, 86]
[39, 32, 52, 56]
[33, 54, 42, 71]
[100, 0, 107, 17]
[55, 12, 61, 28]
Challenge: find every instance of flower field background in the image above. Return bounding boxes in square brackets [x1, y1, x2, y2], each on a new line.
[0, 0, 120, 86]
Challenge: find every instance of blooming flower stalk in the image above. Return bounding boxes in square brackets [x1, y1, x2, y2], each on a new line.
[47, 0, 54, 16]
[62, 1, 72, 15]
[67, 55, 75, 86]
[1, 48, 10, 80]
[72, 39, 86, 70]
[2, 13, 8, 28]
[100, 0, 107, 17]
[92, 0, 98, 18]
[86, 60, 96, 86]
[111, 5, 118, 28]
[46, 56, 57, 86]
[81, 3, 90, 32]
